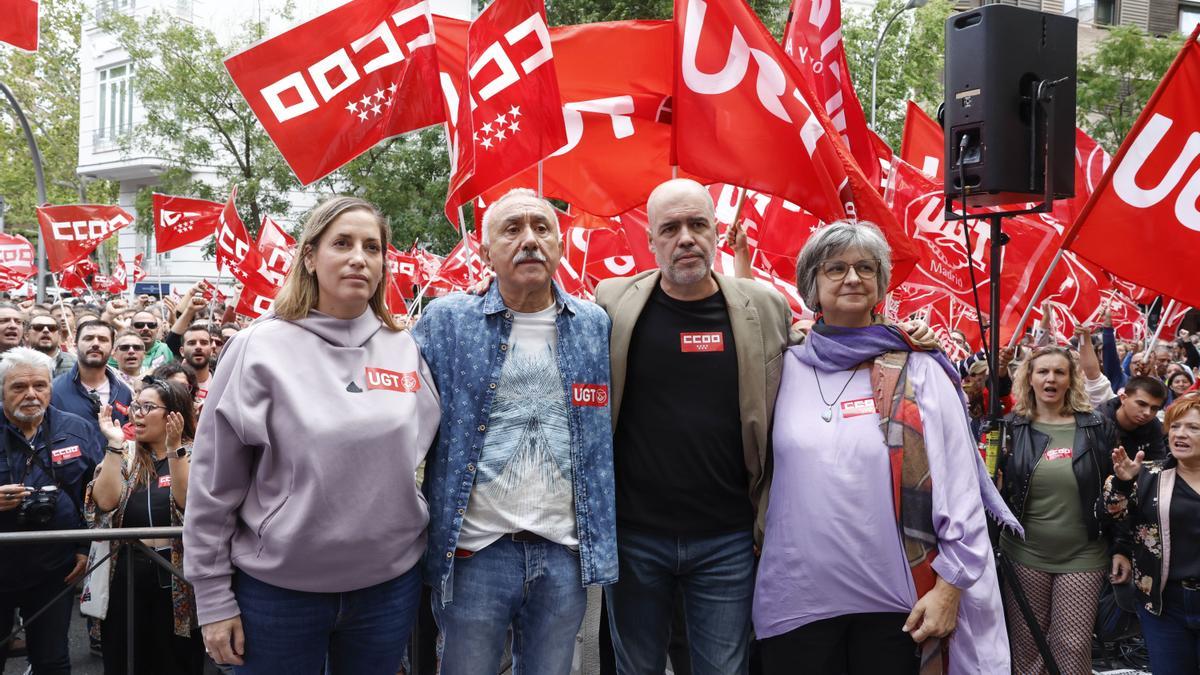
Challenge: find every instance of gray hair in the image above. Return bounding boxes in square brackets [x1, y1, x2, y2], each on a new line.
[0, 347, 55, 389]
[794, 220, 892, 311]
[480, 188, 560, 245]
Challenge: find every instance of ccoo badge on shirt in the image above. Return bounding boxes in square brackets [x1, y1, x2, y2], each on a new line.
[680, 332, 724, 353]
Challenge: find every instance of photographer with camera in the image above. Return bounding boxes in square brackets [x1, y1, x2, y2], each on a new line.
[0, 347, 105, 673]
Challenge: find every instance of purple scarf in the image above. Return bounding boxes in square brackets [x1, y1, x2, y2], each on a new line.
[795, 322, 1023, 534]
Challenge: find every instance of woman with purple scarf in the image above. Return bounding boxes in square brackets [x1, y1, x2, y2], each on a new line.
[753, 221, 1019, 674]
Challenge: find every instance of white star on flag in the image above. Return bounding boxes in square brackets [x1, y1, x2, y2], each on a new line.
[508, 120, 520, 133]
[481, 122, 494, 135]
[481, 136, 494, 149]
[494, 113, 506, 127]
[371, 103, 382, 116]
[508, 105, 521, 118]
[494, 127, 507, 141]
[347, 100, 359, 114]
[372, 88, 385, 101]
[387, 82, 398, 96]
[358, 110, 370, 122]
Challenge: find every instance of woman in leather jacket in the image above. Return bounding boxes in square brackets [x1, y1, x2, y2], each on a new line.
[998, 346, 1118, 674]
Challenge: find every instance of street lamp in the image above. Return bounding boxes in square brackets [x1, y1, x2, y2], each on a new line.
[870, 0, 928, 130]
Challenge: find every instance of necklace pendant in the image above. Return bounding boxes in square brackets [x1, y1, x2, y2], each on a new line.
[821, 406, 834, 423]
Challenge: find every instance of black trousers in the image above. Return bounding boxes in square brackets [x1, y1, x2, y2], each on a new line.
[0, 564, 75, 675]
[101, 548, 205, 675]
[759, 612, 920, 675]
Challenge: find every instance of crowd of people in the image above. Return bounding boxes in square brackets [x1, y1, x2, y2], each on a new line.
[0, 178, 1198, 675]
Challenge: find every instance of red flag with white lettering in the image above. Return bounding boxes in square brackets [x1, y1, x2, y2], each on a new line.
[224, 0, 443, 185]
[90, 274, 110, 292]
[214, 188, 264, 285]
[153, 193, 225, 253]
[108, 254, 128, 294]
[0, 233, 36, 279]
[58, 265, 89, 295]
[900, 100, 944, 180]
[255, 216, 295, 287]
[1064, 27, 1200, 310]
[132, 253, 147, 282]
[0, 0, 38, 51]
[430, 236, 484, 294]
[781, 0, 880, 189]
[386, 244, 418, 312]
[443, 0, 567, 223]
[35, 204, 132, 272]
[672, 0, 917, 287]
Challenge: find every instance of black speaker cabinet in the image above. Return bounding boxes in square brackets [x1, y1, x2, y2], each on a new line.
[944, 5, 1077, 207]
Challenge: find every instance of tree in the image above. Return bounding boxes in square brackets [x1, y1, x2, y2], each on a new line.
[1076, 24, 1184, 154]
[0, 0, 117, 245]
[841, 0, 955, 151]
[547, 0, 787, 36]
[100, 10, 295, 239]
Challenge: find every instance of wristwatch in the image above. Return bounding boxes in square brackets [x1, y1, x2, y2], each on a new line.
[173, 447, 188, 459]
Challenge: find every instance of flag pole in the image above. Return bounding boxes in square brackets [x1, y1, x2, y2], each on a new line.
[407, 277, 437, 319]
[1144, 298, 1178, 358]
[537, 161, 544, 198]
[53, 275, 74, 348]
[1006, 249, 1065, 350]
[580, 229, 594, 293]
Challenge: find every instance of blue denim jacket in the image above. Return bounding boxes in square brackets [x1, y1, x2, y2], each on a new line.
[412, 282, 618, 603]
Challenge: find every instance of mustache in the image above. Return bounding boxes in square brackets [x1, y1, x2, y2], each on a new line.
[513, 248, 547, 264]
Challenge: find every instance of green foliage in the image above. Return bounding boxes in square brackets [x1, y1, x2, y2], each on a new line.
[841, 0, 954, 151]
[546, 0, 787, 35]
[1076, 24, 1184, 154]
[0, 0, 118, 245]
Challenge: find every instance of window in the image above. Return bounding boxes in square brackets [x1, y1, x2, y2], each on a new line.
[1182, 4, 1200, 33]
[95, 0, 135, 21]
[96, 63, 134, 143]
[1094, 0, 1115, 24]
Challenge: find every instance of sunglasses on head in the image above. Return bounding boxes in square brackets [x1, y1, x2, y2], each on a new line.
[132, 321, 158, 329]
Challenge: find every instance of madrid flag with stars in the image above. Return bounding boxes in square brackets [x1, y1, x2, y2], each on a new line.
[224, 0, 444, 184]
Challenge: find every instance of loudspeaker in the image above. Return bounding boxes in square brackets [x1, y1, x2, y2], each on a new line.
[944, 5, 1077, 207]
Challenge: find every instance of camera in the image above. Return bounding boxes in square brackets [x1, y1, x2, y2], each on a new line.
[15, 485, 60, 528]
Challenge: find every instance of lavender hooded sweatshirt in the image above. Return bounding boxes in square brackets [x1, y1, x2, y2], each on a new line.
[183, 310, 440, 626]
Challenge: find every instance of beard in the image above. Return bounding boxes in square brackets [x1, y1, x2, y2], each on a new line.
[9, 404, 46, 424]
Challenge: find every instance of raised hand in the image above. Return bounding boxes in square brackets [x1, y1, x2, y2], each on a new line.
[165, 411, 184, 450]
[1111, 445, 1144, 482]
[97, 404, 126, 448]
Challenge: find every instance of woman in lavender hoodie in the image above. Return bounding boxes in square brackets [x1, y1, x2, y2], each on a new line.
[183, 197, 440, 674]
[753, 221, 1016, 674]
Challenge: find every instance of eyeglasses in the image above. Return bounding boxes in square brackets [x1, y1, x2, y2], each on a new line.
[132, 322, 158, 330]
[130, 403, 166, 415]
[29, 323, 57, 332]
[115, 344, 145, 352]
[819, 259, 882, 281]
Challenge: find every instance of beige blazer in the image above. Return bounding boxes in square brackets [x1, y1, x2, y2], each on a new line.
[595, 270, 792, 543]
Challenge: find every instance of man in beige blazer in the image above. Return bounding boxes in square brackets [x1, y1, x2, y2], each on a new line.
[594, 179, 790, 675]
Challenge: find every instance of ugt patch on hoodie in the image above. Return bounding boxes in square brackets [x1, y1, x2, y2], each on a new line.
[362, 367, 421, 393]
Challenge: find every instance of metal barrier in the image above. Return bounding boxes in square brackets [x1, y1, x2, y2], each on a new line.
[0, 526, 184, 674]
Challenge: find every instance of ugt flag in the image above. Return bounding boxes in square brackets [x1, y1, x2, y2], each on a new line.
[1064, 27, 1200, 309]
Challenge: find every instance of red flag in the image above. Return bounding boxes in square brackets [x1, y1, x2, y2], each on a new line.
[152, 193, 225, 253]
[900, 101, 944, 180]
[58, 265, 89, 295]
[1040, 251, 1106, 325]
[0, 232, 36, 279]
[671, 0, 918, 287]
[1064, 27, 1200, 310]
[132, 253, 147, 282]
[198, 279, 229, 302]
[0, 264, 29, 292]
[0, 0, 38, 51]
[1156, 301, 1193, 342]
[255, 215, 296, 287]
[108, 254, 128, 294]
[233, 265, 282, 319]
[385, 245, 418, 313]
[886, 158, 1062, 332]
[214, 188, 264, 284]
[224, 0, 443, 185]
[430, 236, 484, 293]
[90, 274, 110, 292]
[443, 0, 567, 223]
[35, 204, 132, 272]
[710, 184, 821, 282]
[782, 0, 880, 188]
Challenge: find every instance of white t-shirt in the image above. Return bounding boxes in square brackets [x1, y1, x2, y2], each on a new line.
[89, 379, 111, 404]
[457, 303, 578, 551]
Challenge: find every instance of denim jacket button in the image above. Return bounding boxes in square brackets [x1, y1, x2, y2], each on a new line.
[467, 464, 476, 472]
[446, 551, 453, 559]
[489, 383, 497, 390]
[457, 508, 465, 515]
[500, 344, 508, 351]
[478, 424, 486, 432]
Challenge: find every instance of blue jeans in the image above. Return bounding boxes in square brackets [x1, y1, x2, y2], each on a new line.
[0, 565, 75, 675]
[232, 565, 421, 675]
[1138, 582, 1200, 675]
[605, 528, 755, 675]
[432, 536, 587, 675]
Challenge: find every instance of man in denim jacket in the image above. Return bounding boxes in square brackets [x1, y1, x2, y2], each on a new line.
[413, 189, 617, 674]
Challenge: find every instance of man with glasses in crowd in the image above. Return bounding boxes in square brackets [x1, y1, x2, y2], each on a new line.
[129, 310, 173, 370]
[112, 331, 147, 391]
[25, 311, 76, 378]
[51, 320, 133, 429]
